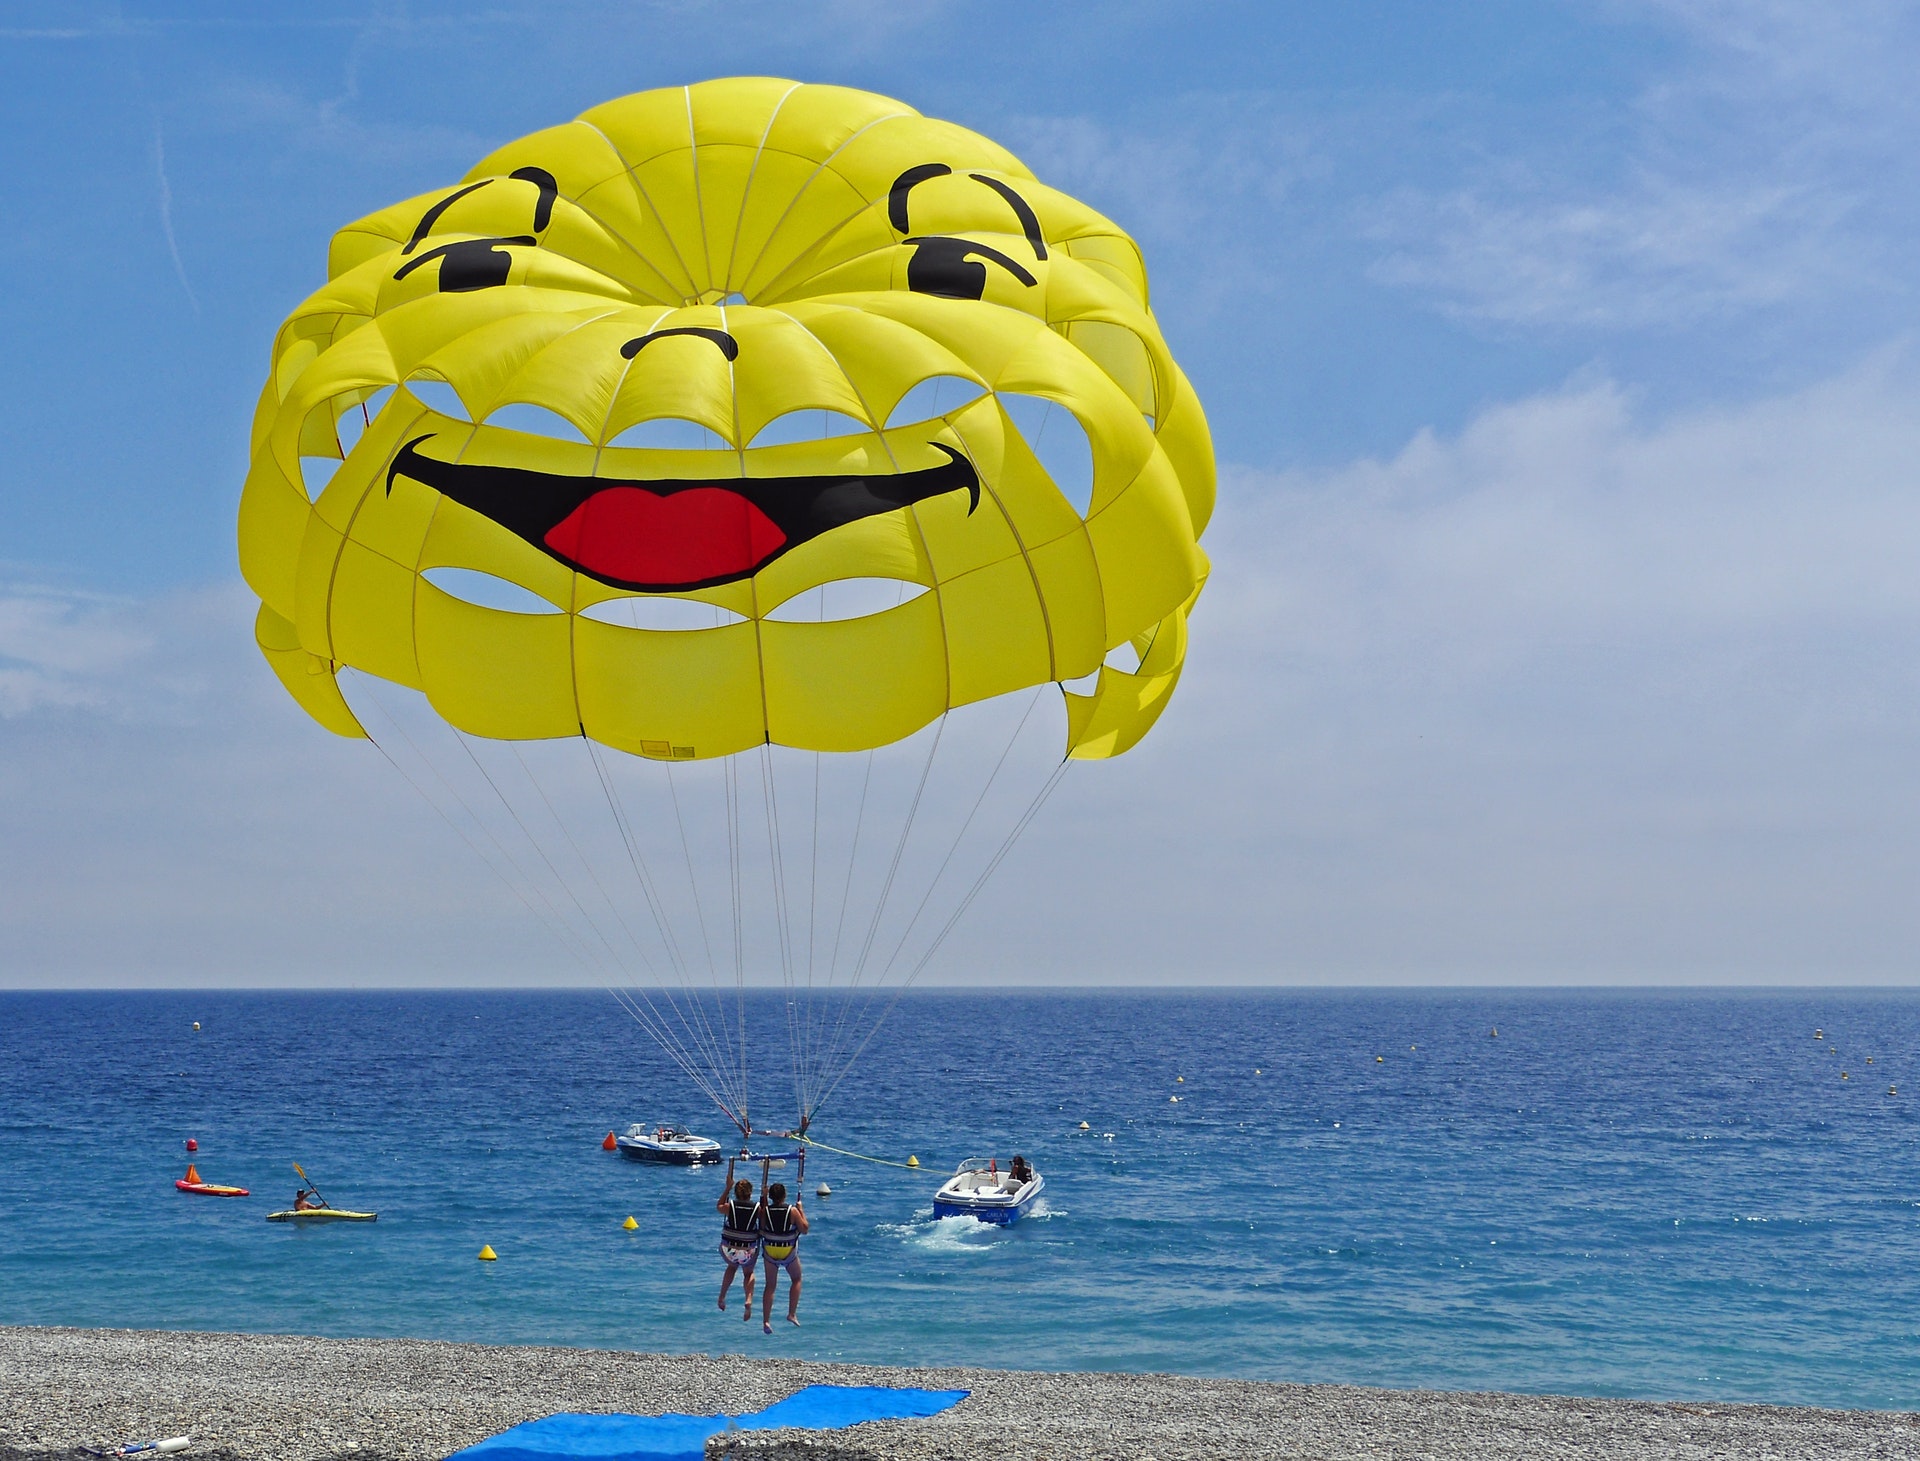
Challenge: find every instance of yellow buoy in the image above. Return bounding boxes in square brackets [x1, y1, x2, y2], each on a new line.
[906, 1155, 919, 1168]
[1176, 1076, 1184, 1083]
[192, 1022, 201, 1032]
[1490, 1028, 1498, 1037]
[477, 1245, 497, 1261]
[1376, 1056, 1384, 1063]
[1254, 1068, 1262, 1075]
[1842, 1072, 1850, 1080]
[622, 1216, 637, 1231]
[1410, 1045, 1416, 1051]
[1169, 1095, 1180, 1103]
[1078, 1121, 1090, 1130]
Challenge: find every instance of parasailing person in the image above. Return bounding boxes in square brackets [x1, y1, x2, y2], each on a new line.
[755, 1181, 810, 1332]
[715, 1175, 761, 1316]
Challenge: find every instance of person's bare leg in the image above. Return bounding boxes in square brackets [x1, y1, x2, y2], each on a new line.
[761, 1260, 779, 1333]
[743, 1265, 755, 1321]
[718, 1263, 736, 1311]
[785, 1256, 802, 1326]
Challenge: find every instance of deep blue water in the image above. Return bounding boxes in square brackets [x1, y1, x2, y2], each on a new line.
[3, 988, 1919, 1410]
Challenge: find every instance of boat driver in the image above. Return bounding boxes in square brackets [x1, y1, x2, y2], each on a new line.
[1009, 1154, 1033, 1185]
[715, 1177, 760, 1316]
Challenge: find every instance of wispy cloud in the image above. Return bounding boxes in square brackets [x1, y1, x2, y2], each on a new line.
[152, 127, 199, 314]
[1365, 2, 1919, 330]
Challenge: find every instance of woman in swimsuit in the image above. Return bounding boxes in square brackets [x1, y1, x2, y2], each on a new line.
[755, 1181, 809, 1333]
[715, 1177, 760, 1316]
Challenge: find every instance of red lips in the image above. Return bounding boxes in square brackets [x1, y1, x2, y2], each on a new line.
[544, 486, 788, 588]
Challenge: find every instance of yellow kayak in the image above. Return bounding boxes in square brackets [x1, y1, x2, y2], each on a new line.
[266, 1208, 378, 1223]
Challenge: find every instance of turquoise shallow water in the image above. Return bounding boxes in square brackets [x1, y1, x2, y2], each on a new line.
[2, 988, 1918, 1409]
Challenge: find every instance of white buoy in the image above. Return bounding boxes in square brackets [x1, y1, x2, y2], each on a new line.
[816, 1182, 831, 1197]
[1078, 1121, 1090, 1130]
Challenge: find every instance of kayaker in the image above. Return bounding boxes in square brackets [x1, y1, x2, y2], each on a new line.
[715, 1177, 759, 1316]
[755, 1181, 809, 1333]
[293, 1188, 323, 1212]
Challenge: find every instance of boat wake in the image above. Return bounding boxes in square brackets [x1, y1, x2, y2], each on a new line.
[880, 1209, 1009, 1253]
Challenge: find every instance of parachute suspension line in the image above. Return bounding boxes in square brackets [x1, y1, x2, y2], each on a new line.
[811, 716, 947, 1119]
[459, 734, 752, 1129]
[756, 743, 806, 1129]
[813, 746, 877, 1113]
[664, 763, 721, 983]
[812, 691, 1044, 1116]
[585, 742, 745, 1125]
[798, 747, 823, 1122]
[605, 985, 745, 1133]
[724, 752, 750, 1130]
[878, 687, 1047, 982]
[352, 685, 585, 967]
[344, 676, 743, 1132]
[349, 675, 610, 978]
[590, 745, 741, 1096]
[810, 754, 1074, 1126]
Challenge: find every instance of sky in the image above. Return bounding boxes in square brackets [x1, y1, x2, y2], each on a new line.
[3, 1, 1920, 986]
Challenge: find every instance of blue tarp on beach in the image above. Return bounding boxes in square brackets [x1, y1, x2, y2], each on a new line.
[445, 1384, 970, 1461]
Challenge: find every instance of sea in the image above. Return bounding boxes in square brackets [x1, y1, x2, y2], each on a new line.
[2, 988, 1918, 1411]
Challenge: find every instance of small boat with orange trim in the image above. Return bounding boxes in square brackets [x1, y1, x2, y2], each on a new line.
[175, 1163, 248, 1197]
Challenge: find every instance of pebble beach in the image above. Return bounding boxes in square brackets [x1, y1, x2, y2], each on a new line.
[2, 1327, 1916, 1461]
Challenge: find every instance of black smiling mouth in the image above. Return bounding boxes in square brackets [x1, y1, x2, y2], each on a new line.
[387, 436, 978, 594]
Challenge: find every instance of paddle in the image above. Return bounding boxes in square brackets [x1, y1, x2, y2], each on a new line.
[292, 1161, 330, 1211]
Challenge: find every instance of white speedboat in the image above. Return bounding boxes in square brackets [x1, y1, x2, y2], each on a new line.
[614, 1123, 723, 1164]
[931, 1156, 1043, 1224]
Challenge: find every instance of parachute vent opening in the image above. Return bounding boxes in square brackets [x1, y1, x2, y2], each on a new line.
[405, 378, 471, 422]
[580, 596, 747, 631]
[606, 417, 735, 452]
[1001, 394, 1094, 518]
[764, 579, 930, 624]
[421, 567, 564, 616]
[748, 410, 874, 448]
[485, 402, 592, 443]
[886, 376, 987, 430]
[722, 291, 749, 305]
[1104, 641, 1142, 675]
[335, 386, 394, 455]
[298, 457, 341, 502]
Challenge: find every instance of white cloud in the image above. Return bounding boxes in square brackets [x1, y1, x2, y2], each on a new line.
[1364, 2, 1919, 329]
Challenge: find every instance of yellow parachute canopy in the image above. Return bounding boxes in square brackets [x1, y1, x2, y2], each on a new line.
[239, 77, 1212, 763]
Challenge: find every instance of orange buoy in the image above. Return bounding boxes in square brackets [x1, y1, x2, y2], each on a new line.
[602, 1131, 618, 1151]
[184, 1163, 201, 1184]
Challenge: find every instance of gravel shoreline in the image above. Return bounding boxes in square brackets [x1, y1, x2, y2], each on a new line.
[1, 1326, 1915, 1461]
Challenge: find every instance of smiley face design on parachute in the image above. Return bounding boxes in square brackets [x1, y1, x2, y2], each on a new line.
[240, 78, 1213, 762]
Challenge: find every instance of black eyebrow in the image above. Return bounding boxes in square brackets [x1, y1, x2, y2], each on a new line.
[403, 180, 492, 255]
[888, 162, 952, 232]
[509, 165, 559, 232]
[968, 173, 1047, 260]
[887, 164, 1048, 260]
[620, 326, 740, 361]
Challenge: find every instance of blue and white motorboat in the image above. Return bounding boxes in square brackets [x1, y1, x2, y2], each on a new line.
[931, 1156, 1043, 1224]
[615, 1123, 724, 1165]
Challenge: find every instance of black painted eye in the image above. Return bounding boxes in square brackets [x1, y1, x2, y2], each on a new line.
[391, 166, 559, 293]
[887, 163, 1048, 301]
[902, 237, 1037, 300]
